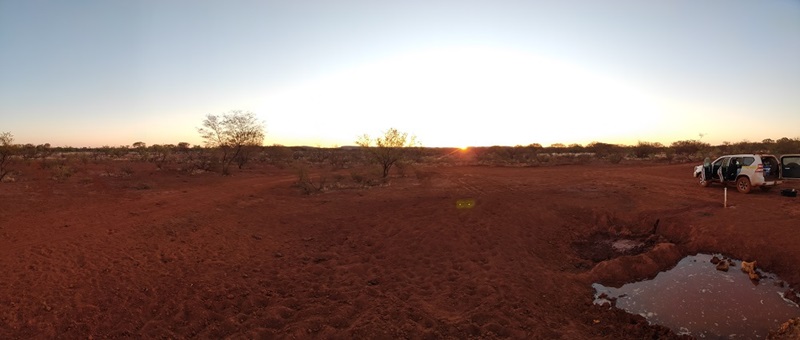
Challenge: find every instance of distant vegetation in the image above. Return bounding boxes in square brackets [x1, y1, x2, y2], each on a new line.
[1, 124, 799, 185]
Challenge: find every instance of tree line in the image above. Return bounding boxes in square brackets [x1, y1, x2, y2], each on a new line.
[2, 109, 799, 180]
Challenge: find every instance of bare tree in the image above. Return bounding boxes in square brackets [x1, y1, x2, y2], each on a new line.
[356, 128, 419, 178]
[0, 132, 16, 181]
[198, 110, 265, 175]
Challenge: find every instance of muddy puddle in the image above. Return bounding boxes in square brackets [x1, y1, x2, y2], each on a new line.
[593, 253, 800, 338]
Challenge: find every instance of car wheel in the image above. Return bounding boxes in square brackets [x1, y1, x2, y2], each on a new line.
[759, 186, 772, 192]
[736, 177, 751, 194]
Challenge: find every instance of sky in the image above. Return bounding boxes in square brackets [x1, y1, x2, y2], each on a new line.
[1, 0, 798, 148]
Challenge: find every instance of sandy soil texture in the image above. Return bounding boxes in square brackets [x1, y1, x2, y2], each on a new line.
[1, 160, 799, 339]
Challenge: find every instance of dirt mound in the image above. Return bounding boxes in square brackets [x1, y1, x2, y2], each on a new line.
[585, 243, 684, 287]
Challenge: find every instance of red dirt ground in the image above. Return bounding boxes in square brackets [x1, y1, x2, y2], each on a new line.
[1, 160, 799, 339]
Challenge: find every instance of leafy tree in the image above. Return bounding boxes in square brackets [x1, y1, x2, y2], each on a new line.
[0, 132, 16, 181]
[670, 139, 710, 161]
[149, 144, 173, 169]
[773, 137, 800, 155]
[632, 141, 662, 159]
[566, 143, 585, 153]
[356, 128, 419, 178]
[21, 144, 36, 160]
[586, 142, 619, 158]
[132, 141, 148, 160]
[198, 110, 265, 175]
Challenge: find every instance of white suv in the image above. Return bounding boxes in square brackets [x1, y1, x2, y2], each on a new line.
[693, 154, 800, 193]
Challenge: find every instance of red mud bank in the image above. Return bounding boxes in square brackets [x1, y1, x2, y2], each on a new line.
[1, 161, 798, 338]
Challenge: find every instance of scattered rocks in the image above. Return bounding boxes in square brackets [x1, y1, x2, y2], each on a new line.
[710, 256, 732, 271]
[769, 317, 800, 339]
[741, 261, 760, 281]
[274, 252, 284, 258]
[367, 279, 380, 286]
[251, 234, 262, 240]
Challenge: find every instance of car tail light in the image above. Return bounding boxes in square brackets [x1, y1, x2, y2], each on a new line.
[756, 164, 763, 172]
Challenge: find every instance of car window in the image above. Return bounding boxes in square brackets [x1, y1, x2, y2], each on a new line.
[742, 157, 755, 166]
[784, 156, 800, 179]
[713, 158, 725, 167]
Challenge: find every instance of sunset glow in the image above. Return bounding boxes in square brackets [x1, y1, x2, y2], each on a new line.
[259, 46, 665, 147]
[1, 1, 798, 147]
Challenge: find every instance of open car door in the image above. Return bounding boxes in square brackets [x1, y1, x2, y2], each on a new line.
[701, 158, 713, 182]
[716, 157, 729, 182]
[781, 155, 800, 180]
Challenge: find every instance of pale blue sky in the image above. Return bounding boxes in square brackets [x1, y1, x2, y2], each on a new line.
[1, 0, 798, 147]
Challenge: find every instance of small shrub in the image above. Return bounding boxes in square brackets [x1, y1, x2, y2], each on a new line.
[39, 159, 52, 169]
[186, 148, 215, 172]
[394, 162, 410, 177]
[535, 153, 551, 163]
[52, 165, 75, 181]
[120, 165, 134, 176]
[296, 166, 326, 194]
[664, 148, 676, 163]
[0, 171, 17, 182]
[350, 166, 383, 187]
[133, 183, 151, 190]
[414, 168, 436, 183]
[325, 173, 348, 190]
[351, 171, 366, 184]
[608, 153, 624, 164]
[574, 153, 593, 164]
